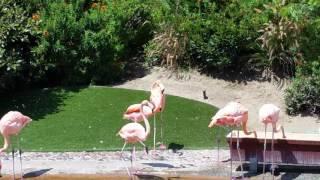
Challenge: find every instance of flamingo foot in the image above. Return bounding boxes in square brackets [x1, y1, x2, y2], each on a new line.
[159, 143, 166, 150]
[133, 169, 143, 175]
[130, 167, 148, 176]
[150, 150, 165, 160]
[150, 150, 159, 157]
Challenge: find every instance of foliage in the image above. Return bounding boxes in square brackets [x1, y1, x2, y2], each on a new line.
[0, 87, 225, 151]
[33, 1, 120, 85]
[285, 61, 320, 116]
[145, 0, 269, 74]
[0, 0, 38, 91]
[0, 0, 320, 120]
[144, 0, 191, 69]
[31, 0, 155, 85]
[256, 0, 303, 78]
[145, 26, 187, 68]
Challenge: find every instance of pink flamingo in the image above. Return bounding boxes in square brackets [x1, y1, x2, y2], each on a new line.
[0, 111, 32, 179]
[259, 104, 286, 178]
[118, 100, 151, 175]
[149, 81, 165, 150]
[149, 80, 165, 113]
[208, 102, 257, 179]
[123, 81, 166, 150]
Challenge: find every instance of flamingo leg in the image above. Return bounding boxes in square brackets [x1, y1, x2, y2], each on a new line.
[153, 114, 156, 151]
[229, 128, 233, 179]
[263, 124, 267, 179]
[271, 128, 275, 180]
[237, 127, 244, 179]
[131, 145, 136, 169]
[160, 111, 165, 147]
[12, 147, 15, 180]
[217, 127, 221, 164]
[138, 141, 148, 155]
[120, 142, 127, 155]
[274, 123, 286, 138]
[18, 137, 23, 180]
[120, 142, 130, 176]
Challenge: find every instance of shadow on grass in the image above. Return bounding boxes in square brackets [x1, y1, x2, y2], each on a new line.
[168, 143, 184, 153]
[0, 86, 85, 121]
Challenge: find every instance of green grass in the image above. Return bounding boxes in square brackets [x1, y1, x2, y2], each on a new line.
[0, 86, 228, 151]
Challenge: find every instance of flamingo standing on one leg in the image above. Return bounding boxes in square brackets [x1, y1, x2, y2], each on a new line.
[0, 111, 32, 179]
[149, 81, 165, 150]
[118, 100, 151, 176]
[208, 102, 257, 179]
[259, 104, 286, 179]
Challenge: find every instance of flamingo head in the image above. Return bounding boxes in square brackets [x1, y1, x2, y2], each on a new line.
[151, 80, 165, 95]
[208, 110, 227, 128]
[208, 117, 226, 128]
[22, 115, 32, 125]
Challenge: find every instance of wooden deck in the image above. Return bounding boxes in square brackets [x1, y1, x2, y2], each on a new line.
[226, 131, 320, 166]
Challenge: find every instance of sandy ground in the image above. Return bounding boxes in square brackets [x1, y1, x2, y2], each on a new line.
[113, 67, 320, 133]
[1, 67, 319, 179]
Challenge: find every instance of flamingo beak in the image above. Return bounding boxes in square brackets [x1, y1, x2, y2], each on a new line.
[208, 118, 217, 128]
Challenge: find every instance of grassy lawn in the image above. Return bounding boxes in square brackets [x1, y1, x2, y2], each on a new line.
[0, 86, 228, 151]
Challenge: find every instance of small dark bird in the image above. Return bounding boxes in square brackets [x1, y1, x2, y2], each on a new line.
[203, 90, 208, 100]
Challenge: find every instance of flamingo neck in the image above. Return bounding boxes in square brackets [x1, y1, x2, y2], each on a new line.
[0, 135, 9, 153]
[140, 103, 151, 137]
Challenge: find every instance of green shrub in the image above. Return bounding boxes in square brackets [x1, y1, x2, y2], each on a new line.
[187, 1, 267, 74]
[32, 0, 155, 85]
[0, 0, 39, 91]
[285, 61, 320, 116]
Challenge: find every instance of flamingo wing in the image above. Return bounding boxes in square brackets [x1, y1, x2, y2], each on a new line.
[123, 104, 153, 122]
[125, 104, 141, 114]
[259, 104, 280, 124]
[118, 123, 146, 143]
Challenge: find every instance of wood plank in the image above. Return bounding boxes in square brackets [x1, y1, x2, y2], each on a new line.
[226, 131, 320, 143]
[226, 130, 320, 165]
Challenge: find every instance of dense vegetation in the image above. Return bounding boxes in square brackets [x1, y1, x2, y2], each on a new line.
[0, 0, 319, 116]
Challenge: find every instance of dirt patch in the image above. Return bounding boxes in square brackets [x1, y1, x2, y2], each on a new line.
[113, 67, 319, 134]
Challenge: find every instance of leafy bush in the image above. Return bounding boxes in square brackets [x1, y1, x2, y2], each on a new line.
[145, 1, 269, 74]
[33, 0, 154, 85]
[285, 61, 320, 116]
[0, 0, 38, 91]
[188, 1, 268, 74]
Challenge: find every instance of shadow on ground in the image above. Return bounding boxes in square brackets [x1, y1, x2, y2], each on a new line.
[23, 168, 52, 178]
[240, 163, 320, 180]
[143, 163, 176, 168]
